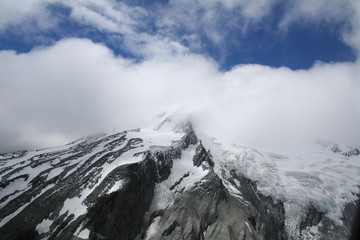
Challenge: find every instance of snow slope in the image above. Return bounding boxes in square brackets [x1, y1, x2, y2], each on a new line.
[200, 133, 360, 238]
[0, 114, 359, 239]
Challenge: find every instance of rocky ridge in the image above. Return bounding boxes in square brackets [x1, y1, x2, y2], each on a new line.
[0, 118, 359, 240]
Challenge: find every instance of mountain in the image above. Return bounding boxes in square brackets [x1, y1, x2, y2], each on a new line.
[0, 116, 359, 240]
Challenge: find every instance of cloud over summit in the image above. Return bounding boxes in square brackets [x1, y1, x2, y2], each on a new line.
[0, 38, 359, 153]
[0, 1, 360, 153]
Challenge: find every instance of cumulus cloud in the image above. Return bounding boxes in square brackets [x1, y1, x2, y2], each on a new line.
[0, 38, 359, 153]
[1, 1, 360, 152]
[0, 38, 214, 152]
[196, 62, 360, 150]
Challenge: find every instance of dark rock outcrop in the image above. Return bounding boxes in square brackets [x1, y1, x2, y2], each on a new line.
[298, 195, 360, 240]
[193, 142, 214, 170]
[151, 126, 198, 181]
[0, 132, 136, 240]
[330, 143, 360, 157]
[86, 154, 158, 240]
[226, 170, 286, 239]
[146, 170, 286, 240]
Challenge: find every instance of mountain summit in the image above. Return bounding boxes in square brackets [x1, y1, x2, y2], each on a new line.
[0, 117, 359, 240]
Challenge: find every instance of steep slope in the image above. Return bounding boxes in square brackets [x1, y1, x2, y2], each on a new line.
[202, 135, 360, 239]
[0, 117, 359, 240]
[0, 123, 193, 240]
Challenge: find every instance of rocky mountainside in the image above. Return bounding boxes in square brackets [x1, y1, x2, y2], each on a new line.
[0, 117, 359, 240]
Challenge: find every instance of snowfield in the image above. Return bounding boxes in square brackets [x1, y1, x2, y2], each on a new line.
[200, 134, 360, 238]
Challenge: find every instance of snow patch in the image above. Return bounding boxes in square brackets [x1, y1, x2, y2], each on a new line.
[36, 218, 53, 234]
[107, 179, 124, 194]
[60, 197, 87, 218]
[144, 216, 161, 240]
[301, 223, 322, 240]
[77, 228, 90, 239]
[150, 145, 208, 211]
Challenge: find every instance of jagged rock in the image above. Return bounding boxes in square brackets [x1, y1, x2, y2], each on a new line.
[330, 143, 360, 157]
[173, 121, 195, 134]
[146, 171, 285, 240]
[344, 148, 360, 157]
[176, 129, 198, 150]
[226, 170, 286, 239]
[170, 172, 190, 190]
[298, 196, 360, 240]
[151, 128, 197, 181]
[86, 154, 158, 240]
[193, 142, 214, 170]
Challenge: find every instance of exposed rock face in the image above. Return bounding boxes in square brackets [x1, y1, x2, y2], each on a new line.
[176, 129, 198, 150]
[225, 170, 286, 239]
[192, 142, 214, 170]
[327, 142, 360, 157]
[0, 124, 359, 240]
[151, 128, 198, 181]
[0, 130, 147, 240]
[86, 154, 158, 240]
[146, 170, 285, 240]
[298, 197, 360, 240]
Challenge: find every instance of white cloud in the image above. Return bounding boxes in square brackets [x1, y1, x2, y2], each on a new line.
[197, 61, 360, 150]
[1, 0, 360, 58]
[280, 0, 349, 25]
[69, 4, 120, 32]
[279, 0, 360, 55]
[171, 0, 277, 20]
[66, 0, 143, 34]
[0, 39, 359, 153]
[0, 0, 55, 31]
[1, 1, 360, 153]
[154, 0, 360, 59]
[0, 0, 143, 36]
[344, 1, 360, 53]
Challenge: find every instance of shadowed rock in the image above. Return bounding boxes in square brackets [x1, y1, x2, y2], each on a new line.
[146, 171, 286, 240]
[86, 154, 158, 240]
[193, 142, 214, 170]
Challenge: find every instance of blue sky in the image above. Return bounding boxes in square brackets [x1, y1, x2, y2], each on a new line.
[0, 0, 360, 152]
[0, 0, 357, 70]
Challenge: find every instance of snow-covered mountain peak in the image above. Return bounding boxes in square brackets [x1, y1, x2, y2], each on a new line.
[0, 123, 359, 240]
[151, 111, 195, 134]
